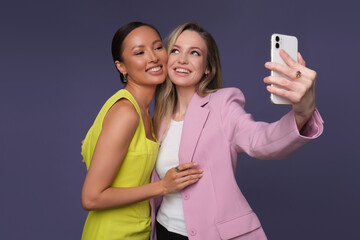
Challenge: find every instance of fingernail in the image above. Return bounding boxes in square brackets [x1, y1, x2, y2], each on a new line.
[193, 162, 198, 165]
[265, 62, 271, 67]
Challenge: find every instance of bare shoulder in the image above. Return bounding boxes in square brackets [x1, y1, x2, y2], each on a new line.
[103, 98, 140, 134]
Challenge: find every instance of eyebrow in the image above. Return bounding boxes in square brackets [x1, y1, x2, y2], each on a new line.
[173, 44, 203, 52]
[131, 40, 162, 50]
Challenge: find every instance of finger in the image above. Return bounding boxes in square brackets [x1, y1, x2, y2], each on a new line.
[265, 61, 299, 80]
[279, 50, 315, 79]
[178, 168, 203, 178]
[178, 178, 200, 190]
[178, 175, 202, 187]
[266, 61, 316, 82]
[279, 49, 300, 69]
[265, 74, 312, 93]
[178, 162, 198, 171]
[266, 85, 305, 104]
[264, 76, 293, 91]
[280, 50, 316, 79]
[266, 85, 293, 102]
[178, 173, 203, 182]
[297, 52, 306, 66]
[81, 140, 84, 144]
[267, 50, 316, 81]
[295, 53, 316, 80]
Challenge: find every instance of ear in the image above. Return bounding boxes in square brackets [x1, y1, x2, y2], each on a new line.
[205, 68, 210, 76]
[115, 60, 127, 74]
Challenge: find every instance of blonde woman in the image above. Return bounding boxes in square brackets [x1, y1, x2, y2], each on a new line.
[151, 22, 323, 240]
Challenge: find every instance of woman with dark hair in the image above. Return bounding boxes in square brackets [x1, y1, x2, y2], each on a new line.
[80, 22, 202, 240]
[151, 22, 323, 240]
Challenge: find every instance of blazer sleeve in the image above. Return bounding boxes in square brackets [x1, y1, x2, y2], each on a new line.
[220, 88, 324, 160]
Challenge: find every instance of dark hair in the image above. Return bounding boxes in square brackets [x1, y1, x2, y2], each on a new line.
[111, 22, 162, 83]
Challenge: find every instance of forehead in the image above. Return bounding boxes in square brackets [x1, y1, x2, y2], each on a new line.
[175, 30, 206, 50]
[123, 26, 161, 49]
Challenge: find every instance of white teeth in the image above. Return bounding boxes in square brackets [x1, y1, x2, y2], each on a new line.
[148, 66, 161, 72]
[175, 68, 190, 73]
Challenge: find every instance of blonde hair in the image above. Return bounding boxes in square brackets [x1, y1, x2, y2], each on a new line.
[154, 22, 223, 140]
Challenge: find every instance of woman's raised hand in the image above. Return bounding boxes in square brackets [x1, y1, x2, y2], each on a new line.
[160, 162, 203, 194]
[264, 49, 317, 130]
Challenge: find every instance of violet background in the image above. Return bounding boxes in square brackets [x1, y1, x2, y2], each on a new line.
[1, 0, 359, 239]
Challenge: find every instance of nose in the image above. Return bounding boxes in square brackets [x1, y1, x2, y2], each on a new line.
[148, 49, 159, 63]
[177, 52, 188, 64]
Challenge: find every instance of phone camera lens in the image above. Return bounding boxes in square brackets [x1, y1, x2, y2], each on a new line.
[275, 43, 280, 49]
[275, 36, 280, 42]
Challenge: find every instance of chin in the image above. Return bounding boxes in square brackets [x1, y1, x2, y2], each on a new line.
[150, 76, 166, 85]
[172, 79, 198, 88]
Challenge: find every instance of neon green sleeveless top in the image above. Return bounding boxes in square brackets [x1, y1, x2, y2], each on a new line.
[81, 89, 159, 240]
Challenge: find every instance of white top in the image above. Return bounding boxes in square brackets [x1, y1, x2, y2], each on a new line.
[155, 119, 187, 236]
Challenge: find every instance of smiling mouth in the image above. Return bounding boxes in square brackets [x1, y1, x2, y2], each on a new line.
[175, 68, 190, 73]
[146, 66, 162, 72]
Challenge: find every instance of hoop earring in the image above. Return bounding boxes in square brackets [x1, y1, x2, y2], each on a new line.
[122, 73, 127, 83]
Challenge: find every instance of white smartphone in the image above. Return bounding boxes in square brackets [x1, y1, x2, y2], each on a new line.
[270, 33, 298, 105]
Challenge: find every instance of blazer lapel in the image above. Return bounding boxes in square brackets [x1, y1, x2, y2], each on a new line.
[179, 92, 210, 164]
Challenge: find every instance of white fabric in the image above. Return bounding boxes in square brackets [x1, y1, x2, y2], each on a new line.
[155, 119, 187, 237]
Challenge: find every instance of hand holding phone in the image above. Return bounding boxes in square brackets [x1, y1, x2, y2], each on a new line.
[266, 34, 318, 130]
[270, 33, 298, 105]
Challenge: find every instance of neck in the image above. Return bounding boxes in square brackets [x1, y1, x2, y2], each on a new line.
[125, 82, 156, 111]
[173, 86, 196, 121]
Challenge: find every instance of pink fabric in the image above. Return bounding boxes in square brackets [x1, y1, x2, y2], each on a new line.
[150, 88, 323, 240]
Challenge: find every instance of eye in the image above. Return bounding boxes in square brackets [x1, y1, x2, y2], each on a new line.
[155, 45, 163, 51]
[191, 51, 200, 56]
[134, 51, 144, 56]
[170, 49, 179, 54]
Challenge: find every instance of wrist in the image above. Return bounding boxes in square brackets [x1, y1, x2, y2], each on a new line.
[156, 180, 168, 196]
[294, 109, 314, 131]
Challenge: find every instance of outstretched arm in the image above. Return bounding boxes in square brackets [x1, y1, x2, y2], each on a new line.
[220, 88, 323, 160]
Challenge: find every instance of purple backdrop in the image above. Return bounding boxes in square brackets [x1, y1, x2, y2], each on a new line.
[1, 0, 359, 239]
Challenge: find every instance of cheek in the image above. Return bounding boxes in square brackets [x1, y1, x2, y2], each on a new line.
[167, 56, 176, 69]
[159, 51, 168, 63]
[132, 59, 146, 71]
[194, 59, 206, 74]
[200, 57, 208, 71]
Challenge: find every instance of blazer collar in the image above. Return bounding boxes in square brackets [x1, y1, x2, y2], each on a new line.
[179, 92, 211, 164]
[191, 91, 210, 107]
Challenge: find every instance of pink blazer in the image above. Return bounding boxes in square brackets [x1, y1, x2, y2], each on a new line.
[150, 88, 323, 240]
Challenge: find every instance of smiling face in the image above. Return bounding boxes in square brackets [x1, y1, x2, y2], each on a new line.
[116, 26, 168, 86]
[167, 30, 209, 90]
